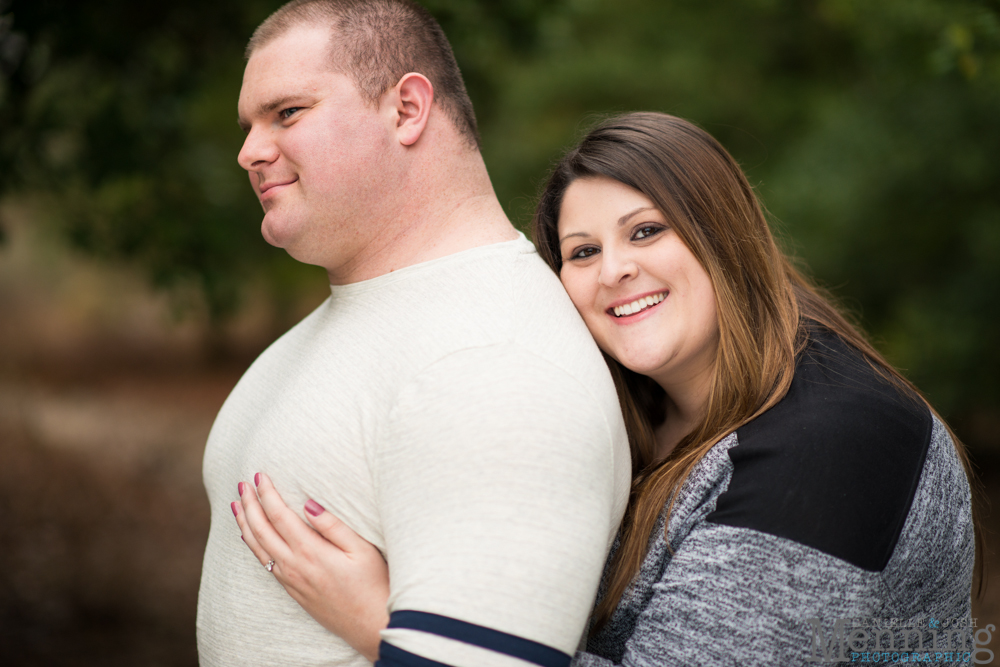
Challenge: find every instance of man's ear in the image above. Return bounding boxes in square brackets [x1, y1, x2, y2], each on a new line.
[389, 72, 433, 147]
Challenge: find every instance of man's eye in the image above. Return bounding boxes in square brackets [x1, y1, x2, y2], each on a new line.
[633, 225, 662, 240]
[280, 107, 302, 120]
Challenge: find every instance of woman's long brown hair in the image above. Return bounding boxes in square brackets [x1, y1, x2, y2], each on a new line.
[532, 112, 983, 631]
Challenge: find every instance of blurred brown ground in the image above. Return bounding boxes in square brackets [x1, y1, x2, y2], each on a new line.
[0, 201, 997, 665]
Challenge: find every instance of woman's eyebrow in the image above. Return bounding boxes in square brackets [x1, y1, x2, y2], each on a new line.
[559, 206, 657, 246]
[559, 231, 588, 246]
[618, 206, 656, 227]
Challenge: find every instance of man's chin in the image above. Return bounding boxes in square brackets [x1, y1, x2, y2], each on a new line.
[261, 216, 327, 269]
[260, 213, 294, 249]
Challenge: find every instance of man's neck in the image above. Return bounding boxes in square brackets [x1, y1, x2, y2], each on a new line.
[326, 149, 519, 285]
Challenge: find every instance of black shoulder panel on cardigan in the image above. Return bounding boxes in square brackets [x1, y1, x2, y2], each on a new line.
[705, 329, 932, 572]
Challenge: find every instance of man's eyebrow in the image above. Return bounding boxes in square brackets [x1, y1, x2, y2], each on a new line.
[257, 95, 301, 117]
[237, 95, 303, 130]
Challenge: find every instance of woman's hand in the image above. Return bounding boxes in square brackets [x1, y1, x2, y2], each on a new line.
[232, 473, 389, 662]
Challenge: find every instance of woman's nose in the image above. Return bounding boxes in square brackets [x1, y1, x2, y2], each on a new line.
[598, 249, 638, 287]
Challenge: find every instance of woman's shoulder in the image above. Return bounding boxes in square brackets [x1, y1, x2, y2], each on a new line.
[706, 329, 936, 572]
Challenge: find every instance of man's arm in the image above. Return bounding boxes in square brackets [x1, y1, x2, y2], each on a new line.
[374, 344, 630, 667]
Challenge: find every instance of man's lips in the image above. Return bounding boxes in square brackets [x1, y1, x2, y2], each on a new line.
[259, 178, 297, 197]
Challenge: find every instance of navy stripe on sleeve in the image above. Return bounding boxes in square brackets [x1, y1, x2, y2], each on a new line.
[377, 641, 456, 667]
[380, 610, 572, 667]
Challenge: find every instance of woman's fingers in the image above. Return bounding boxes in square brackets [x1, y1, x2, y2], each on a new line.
[233, 473, 372, 586]
[252, 472, 325, 553]
[239, 476, 295, 564]
[232, 490, 272, 568]
[303, 499, 375, 556]
[233, 477, 389, 660]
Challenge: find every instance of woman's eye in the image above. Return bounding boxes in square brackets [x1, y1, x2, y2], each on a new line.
[633, 225, 663, 240]
[570, 246, 599, 260]
[280, 107, 302, 120]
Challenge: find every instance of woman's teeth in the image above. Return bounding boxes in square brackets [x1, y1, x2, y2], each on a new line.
[613, 292, 666, 317]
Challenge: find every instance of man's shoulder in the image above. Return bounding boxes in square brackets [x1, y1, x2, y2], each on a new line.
[403, 234, 578, 320]
[243, 236, 619, 427]
[376, 237, 606, 384]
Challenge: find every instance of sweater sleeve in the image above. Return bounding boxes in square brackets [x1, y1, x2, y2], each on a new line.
[571, 520, 888, 666]
[373, 344, 630, 667]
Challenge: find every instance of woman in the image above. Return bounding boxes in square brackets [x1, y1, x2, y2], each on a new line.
[233, 112, 977, 665]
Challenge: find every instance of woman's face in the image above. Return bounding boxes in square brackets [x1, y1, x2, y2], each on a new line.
[557, 177, 719, 392]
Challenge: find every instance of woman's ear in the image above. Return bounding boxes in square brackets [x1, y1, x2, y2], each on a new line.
[388, 72, 433, 146]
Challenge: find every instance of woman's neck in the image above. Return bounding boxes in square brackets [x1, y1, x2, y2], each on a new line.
[652, 368, 714, 460]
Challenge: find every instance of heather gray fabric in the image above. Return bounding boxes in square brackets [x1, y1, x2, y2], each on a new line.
[573, 416, 973, 666]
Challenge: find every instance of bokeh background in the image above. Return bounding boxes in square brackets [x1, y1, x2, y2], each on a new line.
[1, 0, 998, 664]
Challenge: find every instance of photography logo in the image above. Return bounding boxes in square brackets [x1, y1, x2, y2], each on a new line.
[805, 617, 995, 664]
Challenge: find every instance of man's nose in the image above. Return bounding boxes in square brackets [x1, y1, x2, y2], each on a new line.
[237, 126, 279, 172]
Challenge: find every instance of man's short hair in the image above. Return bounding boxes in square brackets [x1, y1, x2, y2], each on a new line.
[247, 0, 480, 148]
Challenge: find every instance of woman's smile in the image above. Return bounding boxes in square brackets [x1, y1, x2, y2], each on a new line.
[608, 290, 668, 319]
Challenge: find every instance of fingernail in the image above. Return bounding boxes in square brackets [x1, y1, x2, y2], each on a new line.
[254, 473, 261, 487]
[231, 501, 238, 517]
[305, 499, 325, 516]
[238, 482, 244, 496]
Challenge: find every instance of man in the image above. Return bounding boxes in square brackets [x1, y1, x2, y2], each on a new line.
[197, 1, 631, 665]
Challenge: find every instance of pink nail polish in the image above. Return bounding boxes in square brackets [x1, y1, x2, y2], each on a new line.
[254, 473, 261, 487]
[231, 501, 238, 517]
[305, 499, 325, 517]
[238, 482, 244, 496]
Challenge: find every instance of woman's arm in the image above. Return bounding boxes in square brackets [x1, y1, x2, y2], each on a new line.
[233, 473, 390, 662]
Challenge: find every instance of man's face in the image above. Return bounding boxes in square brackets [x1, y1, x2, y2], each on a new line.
[237, 25, 394, 272]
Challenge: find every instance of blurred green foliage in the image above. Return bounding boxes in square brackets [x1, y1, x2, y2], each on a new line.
[2, 0, 999, 434]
